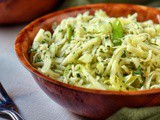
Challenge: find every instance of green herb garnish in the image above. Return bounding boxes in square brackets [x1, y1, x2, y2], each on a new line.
[134, 66, 143, 76]
[64, 64, 71, 77]
[105, 36, 109, 40]
[34, 57, 42, 63]
[29, 48, 37, 53]
[41, 40, 46, 44]
[121, 51, 126, 58]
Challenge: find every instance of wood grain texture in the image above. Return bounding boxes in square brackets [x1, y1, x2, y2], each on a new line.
[0, 0, 62, 24]
[15, 4, 160, 119]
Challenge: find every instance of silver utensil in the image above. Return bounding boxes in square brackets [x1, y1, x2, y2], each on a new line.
[0, 82, 24, 120]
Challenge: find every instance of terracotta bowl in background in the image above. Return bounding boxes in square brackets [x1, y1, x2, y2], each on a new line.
[15, 4, 160, 119]
[0, 0, 63, 25]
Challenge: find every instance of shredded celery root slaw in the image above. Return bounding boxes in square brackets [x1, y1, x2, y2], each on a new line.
[30, 10, 160, 91]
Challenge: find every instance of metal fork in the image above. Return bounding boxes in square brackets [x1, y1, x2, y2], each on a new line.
[0, 82, 24, 120]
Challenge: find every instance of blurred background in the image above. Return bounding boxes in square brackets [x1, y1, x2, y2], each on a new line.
[0, 0, 159, 25]
[60, 0, 160, 8]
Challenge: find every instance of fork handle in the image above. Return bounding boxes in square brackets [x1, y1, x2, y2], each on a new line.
[0, 109, 24, 120]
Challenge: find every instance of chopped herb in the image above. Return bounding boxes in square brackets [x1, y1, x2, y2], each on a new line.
[46, 34, 50, 38]
[53, 36, 56, 40]
[134, 66, 143, 76]
[83, 26, 86, 31]
[77, 73, 81, 78]
[51, 65, 56, 69]
[34, 57, 42, 63]
[121, 51, 126, 58]
[89, 36, 95, 39]
[64, 65, 71, 77]
[45, 32, 51, 37]
[29, 48, 37, 53]
[100, 49, 104, 53]
[105, 36, 109, 39]
[140, 83, 143, 87]
[59, 29, 64, 32]
[109, 22, 112, 26]
[41, 40, 46, 44]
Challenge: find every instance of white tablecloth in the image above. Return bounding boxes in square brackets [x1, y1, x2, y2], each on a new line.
[0, 25, 87, 120]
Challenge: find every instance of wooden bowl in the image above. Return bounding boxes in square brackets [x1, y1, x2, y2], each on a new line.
[15, 4, 160, 119]
[0, 0, 62, 25]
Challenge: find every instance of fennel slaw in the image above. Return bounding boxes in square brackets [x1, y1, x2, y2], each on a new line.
[30, 10, 160, 91]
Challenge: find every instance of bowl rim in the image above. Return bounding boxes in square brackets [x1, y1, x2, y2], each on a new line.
[15, 3, 160, 96]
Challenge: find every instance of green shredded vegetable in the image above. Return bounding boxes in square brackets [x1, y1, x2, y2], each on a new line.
[67, 25, 73, 43]
[112, 19, 124, 46]
[30, 10, 160, 91]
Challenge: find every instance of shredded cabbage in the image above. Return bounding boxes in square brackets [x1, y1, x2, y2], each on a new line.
[30, 10, 160, 91]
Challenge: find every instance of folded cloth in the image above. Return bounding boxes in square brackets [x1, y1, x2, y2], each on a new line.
[107, 107, 160, 120]
[59, 0, 160, 120]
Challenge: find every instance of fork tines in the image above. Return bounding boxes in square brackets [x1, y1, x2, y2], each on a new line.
[0, 82, 14, 106]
